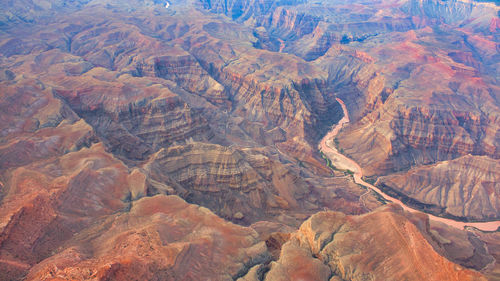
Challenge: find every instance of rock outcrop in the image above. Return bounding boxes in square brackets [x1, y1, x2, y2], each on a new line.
[145, 142, 313, 223]
[377, 155, 500, 221]
[24, 195, 270, 281]
[54, 74, 214, 161]
[265, 205, 486, 281]
[0, 143, 138, 280]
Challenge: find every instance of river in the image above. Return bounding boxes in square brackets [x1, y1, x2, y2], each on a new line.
[319, 98, 500, 232]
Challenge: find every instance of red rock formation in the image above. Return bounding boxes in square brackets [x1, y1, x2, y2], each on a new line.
[0, 143, 138, 280]
[264, 205, 486, 281]
[25, 195, 270, 281]
[0, 0, 498, 280]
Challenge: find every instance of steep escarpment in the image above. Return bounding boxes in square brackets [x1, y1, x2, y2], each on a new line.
[390, 103, 499, 161]
[265, 3, 414, 59]
[139, 52, 228, 105]
[52, 72, 213, 161]
[332, 20, 500, 177]
[337, 77, 500, 176]
[145, 142, 317, 224]
[200, 0, 306, 21]
[200, 0, 415, 62]
[315, 50, 385, 122]
[377, 155, 500, 221]
[402, 0, 499, 31]
[184, 31, 341, 145]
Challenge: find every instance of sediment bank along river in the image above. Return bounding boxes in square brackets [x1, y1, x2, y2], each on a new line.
[319, 98, 500, 232]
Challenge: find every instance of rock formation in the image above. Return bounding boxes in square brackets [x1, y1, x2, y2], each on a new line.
[24, 195, 270, 281]
[263, 205, 486, 281]
[377, 155, 500, 221]
[0, 0, 499, 279]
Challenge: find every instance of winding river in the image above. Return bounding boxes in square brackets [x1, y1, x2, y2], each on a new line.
[319, 98, 500, 232]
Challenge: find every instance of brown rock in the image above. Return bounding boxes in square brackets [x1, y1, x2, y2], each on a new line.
[144, 142, 312, 223]
[378, 155, 500, 221]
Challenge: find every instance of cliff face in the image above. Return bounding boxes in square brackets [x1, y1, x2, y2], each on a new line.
[136, 51, 228, 105]
[402, 0, 499, 29]
[378, 155, 500, 221]
[184, 30, 336, 141]
[200, 0, 306, 21]
[200, 0, 416, 61]
[338, 91, 500, 176]
[50, 71, 213, 161]
[145, 142, 313, 223]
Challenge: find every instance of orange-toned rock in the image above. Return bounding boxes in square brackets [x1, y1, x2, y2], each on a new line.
[0, 1, 499, 280]
[0, 143, 138, 280]
[269, 205, 487, 281]
[25, 195, 270, 281]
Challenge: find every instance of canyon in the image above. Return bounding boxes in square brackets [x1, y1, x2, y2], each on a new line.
[320, 98, 500, 232]
[0, 0, 499, 280]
